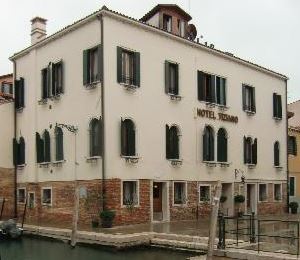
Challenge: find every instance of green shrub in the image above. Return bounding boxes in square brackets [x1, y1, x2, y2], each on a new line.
[234, 194, 245, 203]
[100, 210, 116, 221]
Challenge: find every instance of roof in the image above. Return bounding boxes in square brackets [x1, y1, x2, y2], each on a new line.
[0, 73, 13, 79]
[10, 5, 288, 80]
[140, 4, 192, 22]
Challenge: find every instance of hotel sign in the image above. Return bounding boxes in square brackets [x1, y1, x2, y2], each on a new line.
[196, 108, 238, 124]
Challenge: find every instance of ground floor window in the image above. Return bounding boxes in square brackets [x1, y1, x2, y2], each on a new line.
[259, 184, 267, 202]
[199, 185, 211, 203]
[28, 192, 35, 208]
[42, 188, 52, 206]
[290, 177, 296, 197]
[17, 188, 26, 203]
[273, 184, 282, 201]
[174, 182, 186, 205]
[122, 181, 138, 206]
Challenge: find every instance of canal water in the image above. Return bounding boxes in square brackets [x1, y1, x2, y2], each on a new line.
[0, 236, 196, 260]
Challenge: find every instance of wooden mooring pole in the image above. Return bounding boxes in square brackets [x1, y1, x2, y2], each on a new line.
[206, 181, 222, 260]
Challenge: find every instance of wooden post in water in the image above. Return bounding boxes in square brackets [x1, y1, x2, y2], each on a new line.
[207, 181, 222, 260]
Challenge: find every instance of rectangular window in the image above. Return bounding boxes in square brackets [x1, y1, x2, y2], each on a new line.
[15, 78, 25, 110]
[42, 188, 52, 206]
[163, 14, 172, 32]
[199, 185, 211, 203]
[290, 177, 295, 197]
[242, 85, 256, 113]
[83, 45, 102, 85]
[52, 61, 63, 96]
[165, 61, 179, 95]
[274, 184, 282, 201]
[273, 93, 282, 119]
[216, 76, 226, 106]
[28, 192, 35, 208]
[122, 181, 138, 206]
[288, 136, 297, 156]
[1, 82, 13, 95]
[174, 182, 186, 205]
[17, 188, 26, 203]
[41, 68, 49, 99]
[122, 51, 134, 85]
[259, 184, 267, 202]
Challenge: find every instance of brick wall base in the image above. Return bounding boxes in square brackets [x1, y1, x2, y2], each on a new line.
[0, 167, 15, 219]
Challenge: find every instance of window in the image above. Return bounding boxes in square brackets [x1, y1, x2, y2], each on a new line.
[165, 61, 179, 96]
[36, 130, 51, 164]
[274, 141, 280, 166]
[178, 19, 185, 37]
[203, 126, 214, 162]
[274, 184, 282, 201]
[17, 188, 26, 203]
[216, 76, 226, 106]
[28, 192, 35, 208]
[41, 67, 50, 99]
[1, 82, 13, 95]
[55, 127, 64, 161]
[15, 77, 25, 110]
[242, 84, 256, 113]
[52, 61, 63, 96]
[121, 119, 136, 156]
[288, 136, 297, 155]
[42, 188, 52, 206]
[166, 125, 180, 160]
[174, 182, 186, 205]
[290, 176, 296, 197]
[89, 118, 102, 157]
[259, 184, 267, 202]
[217, 128, 228, 162]
[122, 181, 138, 206]
[199, 185, 211, 203]
[13, 137, 25, 166]
[243, 137, 257, 165]
[117, 47, 140, 87]
[83, 45, 102, 85]
[163, 14, 172, 32]
[273, 93, 282, 119]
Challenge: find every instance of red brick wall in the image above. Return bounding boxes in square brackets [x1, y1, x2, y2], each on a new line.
[0, 168, 15, 219]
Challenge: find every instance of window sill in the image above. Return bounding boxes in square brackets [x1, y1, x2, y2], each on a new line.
[173, 203, 187, 207]
[203, 161, 217, 167]
[17, 164, 26, 169]
[217, 162, 230, 167]
[84, 81, 100, 89]
[120, 82, 139, 91]
[38, 162, 51, 168]
[168, 93, 182, 101]
[42, 203, 52, 207]
[52, 160, 66, 167]
[273, 117, 282, 121]
[246, 163, 256, 169]
[168, 159, 183, 166]
[217, 104, 229, 111]
[258, 200, 268, 203]
[274, 166, 283, 170]
[50, 94, 62, 101]
[16, 107, 24, 113]
[274, 199, 282, 202]
[244, 110, 256, 116]
[86, 156, 101, 163]
[121, 155, 140, 164]
[38, 99, 48, 105]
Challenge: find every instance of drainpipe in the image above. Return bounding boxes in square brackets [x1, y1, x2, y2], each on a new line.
[13, 60, 17, 218]
[285, 79, 289, 213]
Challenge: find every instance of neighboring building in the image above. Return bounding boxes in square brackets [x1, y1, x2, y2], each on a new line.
[7, 4, 288, 226]
[288, 100, 300, 210]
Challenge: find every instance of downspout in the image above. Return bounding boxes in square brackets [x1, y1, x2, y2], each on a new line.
[285, 79, 289, 213]
[13, 60, 17, 218]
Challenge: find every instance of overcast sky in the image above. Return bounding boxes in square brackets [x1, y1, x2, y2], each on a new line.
[1, 0, 299, 102]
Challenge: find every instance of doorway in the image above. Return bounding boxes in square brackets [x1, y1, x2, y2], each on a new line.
[246, 184, 257, 214]
[153, 182, 168, 221]
[221, 183, 233, 216]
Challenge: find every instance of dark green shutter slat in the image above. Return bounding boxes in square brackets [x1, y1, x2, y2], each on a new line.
[278, 95, 282, 119]
[134, 52, 140, 87]
[273, 93, 277, 118]
[242, 85, 246, 111]
[83, 49, 89, 85]
[165, 61, 170, 94]
[117, 47, 122, 83]
[252, 138, 257, 164]
[98, 45, 103, 82]
[13, 138, 18, 166]
[243, 136, 247, 164]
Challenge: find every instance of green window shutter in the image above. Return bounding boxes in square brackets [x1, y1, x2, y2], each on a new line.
[174, 64, 179, 95]
[165, 61, 170, 94]
[210, 75, 216, 103]
[14, 80, 20, 109]
[36, 133, 41, 163]
[243, 136, 247, 164]
[274, 142, 279, 166]
[99, 118, 103, 156]
[44, 130, 51, 162]
[59, 61, 64, 94]
[83, 49, 89, 85]
[134, 51, 140, 87]
[128, 121, 136, 156]
[217, 129, 227, 162]
[20, 77, 25, 108]
[174, 128, 179, 159]
[41, 69, 47, 99]
[117, 47, 122, 83]
[252, 138, 257, 164]
[221, 78, 226, 106]
[198, 71, 205, 101]
[13, 138, 18, 166]
[216, 77, 220, 104]
[55, 127, 64, 161]
[273, 93, 277, 118]
[209, 129, 214, 161]
[252, 87, 256, 113]
[203, 128, 208, 161]
[121, 119, 126, 156]
[278, 95, 282, 119]
[51, 64, 56, 96]
[97, 45, 103, 82]
[242, 85, 246, 111]
[166, 125, 170, 159]
[19, 137, 25, 165]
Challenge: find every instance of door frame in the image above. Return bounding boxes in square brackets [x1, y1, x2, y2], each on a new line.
[245, 183, 257, 214]
[151, 180, 170, 222]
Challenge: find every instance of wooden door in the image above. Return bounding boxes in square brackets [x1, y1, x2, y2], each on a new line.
[153, 182, 162, 212]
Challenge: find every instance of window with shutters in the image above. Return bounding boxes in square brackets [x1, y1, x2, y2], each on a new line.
[42, 187, 52, 206]
[17, 188, 26, 204]
[117, 47, 140, 88]
[273, 184, 282, 201]
[83, 45, 102, 86]
[36, 130, 51, 164]
[243, 136, 257, 165]
[288, 136, 297, 156]
[273, 93, 282, 119]
[166, 125, 180, 160]
[55, 127, 64, 161]
[52, 61, 63, 96]
[13, 137, 26, 166]
[217, 128, 228, 162]
[242, 84, 256, 113]
[89, 118, 102, 157]
[41, 67, 50, 100]
[173, 182, 186, 205]
[274, 141, 280, 167]
[14, 78, 25, 110]
[122, 181, 138, 206]
[258, 184, 267, 202]
[121, 119, 136, 157]
[199, 185, 211, 203]
[290, 176, 296, 197]
[203, 126, 214, 162]
[165, 61, 179, 97]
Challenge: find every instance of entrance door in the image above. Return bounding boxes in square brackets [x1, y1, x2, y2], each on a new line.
[153, 182, 162, 221]
[246, 184, 256, 214]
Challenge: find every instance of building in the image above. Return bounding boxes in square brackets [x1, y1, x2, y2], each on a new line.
[6, 4, 288, 226]
[288, 100, 300, 210]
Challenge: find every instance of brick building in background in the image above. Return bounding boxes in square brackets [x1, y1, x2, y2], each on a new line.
[3, 4, 288, 227]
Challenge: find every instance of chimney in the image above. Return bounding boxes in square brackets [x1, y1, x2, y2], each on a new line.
[31, 17, 47, 45]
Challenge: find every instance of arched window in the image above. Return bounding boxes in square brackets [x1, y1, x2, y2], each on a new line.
[121, 119, 136, 156]
[217, 128, 227, 162]
[274, 141, 280, 166]
[55, 127, 64, 161]
[166, 125, 180, 159]
[43, 130, 51, 162]
[203, 126, 214, 161]
[244, 137, 257, 165]
[19, 137, 25, 165]
[89, 118, 102, 157]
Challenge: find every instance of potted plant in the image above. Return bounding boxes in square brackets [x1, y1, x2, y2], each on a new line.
[234, 194, 245, 217]
[220, 195, 227, 204]
[100, 210, 116, 228]
[289, 202, 299, 214]
[84, 189, 103, 228]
